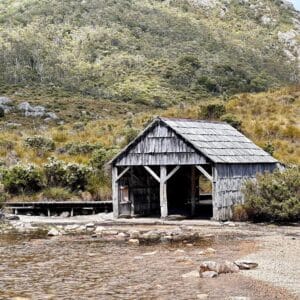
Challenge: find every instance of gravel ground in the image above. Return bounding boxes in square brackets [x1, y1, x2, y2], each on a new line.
[241, 233, 300, 298]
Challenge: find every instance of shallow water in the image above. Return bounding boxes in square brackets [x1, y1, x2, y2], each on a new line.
[0, 233, 293, 300]
[0, 234, 211, 300]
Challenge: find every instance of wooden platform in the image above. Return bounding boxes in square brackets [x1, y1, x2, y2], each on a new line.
[5, 201, 112, 216]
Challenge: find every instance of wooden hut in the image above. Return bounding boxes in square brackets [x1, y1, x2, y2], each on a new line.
[109, 117, 278, 221]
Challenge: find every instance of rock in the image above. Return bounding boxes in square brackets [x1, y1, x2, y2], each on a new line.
[129, 230, 140, 239]
[197, 294, 209, 299]
[0, 97, 12, 105]
[65, 224, 79, 231]
[141, 231, 160, 242]
[160, 235, 173, 243]
[48, 228, 60, 236]
[228, 297, 251, 300]
[94, 226, 105, 234]
[102, 230, 118, 236]
[5, 214, 20, 221]
[199, 247, 216, 255]
[174, 249, 186, 255]
[85, 222, 95, 228]
[182, 270, 200, 278]
[60, 211, 70, 218]
[234, 261, 258, 270]
[46, 112, 59, 120]
[128, 239, 139, 245]
[142, 251, 158, 256]
[200, 261, 239, 274]
[0, 211, 5, 220]
[200, 271, 218, 278]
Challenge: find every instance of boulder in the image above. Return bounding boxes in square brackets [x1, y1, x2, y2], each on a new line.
[5, 214, 20, 221]
[128, 239, 139, 245]
[200, 261, 239, 274]
[48, 228, 60, 236]
[60, 211, 70, 218]
[0, 97, 12, 105]
[129, 230, 140, 239]
[141, 231, 160, 242]
[234, 261, 258, 270]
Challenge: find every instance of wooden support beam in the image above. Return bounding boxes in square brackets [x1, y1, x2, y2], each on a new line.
[116, 167, 130, 181]
[191, 166, 196, 216]
[160, 166, 168, 218]
[144, 166, 160, 183]
[195, 165, 213, 182]
[165, 166, 180, 182]
[112, 166, 119, 218]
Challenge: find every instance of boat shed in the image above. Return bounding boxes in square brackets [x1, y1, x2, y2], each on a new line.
[109, 117, 278, 221]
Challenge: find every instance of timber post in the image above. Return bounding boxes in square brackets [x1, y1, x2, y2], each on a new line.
[191, 166, 196, 216]
[112, 166, 119, 218]
[160, 165, 168, 218]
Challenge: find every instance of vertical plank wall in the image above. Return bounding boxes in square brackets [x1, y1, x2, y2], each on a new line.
[213, 163, 278, 220]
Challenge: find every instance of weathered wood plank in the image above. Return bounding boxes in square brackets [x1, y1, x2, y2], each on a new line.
[112, 167, 119, 218]
[144, 166, 160, 183]
[160, 166, 168, 218]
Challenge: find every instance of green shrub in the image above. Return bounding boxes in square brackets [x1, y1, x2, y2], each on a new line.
[62, 142, 101, 155]
[24, 136, 55, 151]
[1, 164, 44, 194]
[263, 142, 275, 156]
[44, 157, 92, 191]
[64, 163, 92, 191]
[199, 103, 226, 120]
[220, 113, 242, 131]
[243, 167, 300, 222]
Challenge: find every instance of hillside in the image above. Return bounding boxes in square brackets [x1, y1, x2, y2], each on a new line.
[0, 0, 299, 106]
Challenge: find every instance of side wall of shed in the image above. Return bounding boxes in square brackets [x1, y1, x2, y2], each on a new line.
[213, 163, 277, 220]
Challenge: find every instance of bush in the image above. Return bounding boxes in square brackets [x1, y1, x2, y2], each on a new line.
[220, 113, 242, 131]
[24, 136, 55, 151]
[199, 103, 226, 119]
[243, 167, 300, 222]
[1, 164, 44, 194]
[44, 158, 92, 191]
[62, 142, 101, 155]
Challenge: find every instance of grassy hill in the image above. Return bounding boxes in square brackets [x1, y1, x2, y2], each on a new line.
[0, 0, 299, 106]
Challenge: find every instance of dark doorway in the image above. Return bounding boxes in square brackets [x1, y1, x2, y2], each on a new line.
[167, 165, 213, 219]
[167, 166, 192, 216]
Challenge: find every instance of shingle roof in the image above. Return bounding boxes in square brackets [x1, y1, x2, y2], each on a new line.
[161, 118, 277, 164]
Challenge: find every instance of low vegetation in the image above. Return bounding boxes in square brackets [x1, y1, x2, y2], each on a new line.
[243, 167, 300, 222]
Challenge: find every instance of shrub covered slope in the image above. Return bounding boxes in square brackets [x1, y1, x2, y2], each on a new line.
[0, 0, 299, 105]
